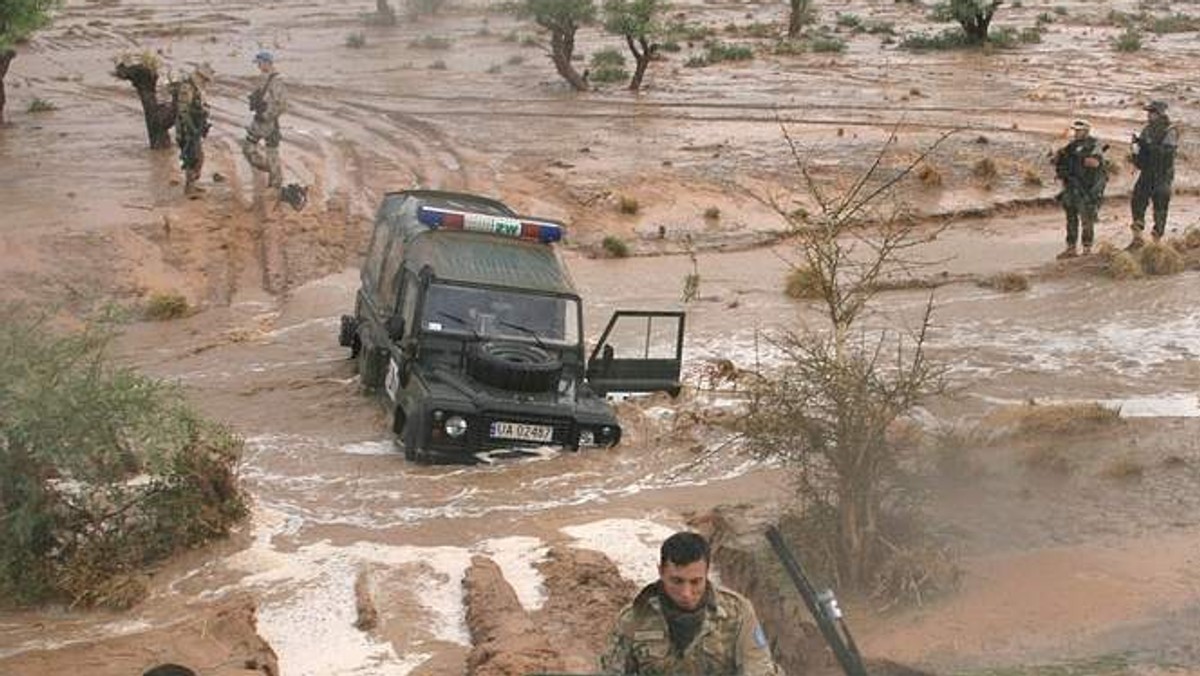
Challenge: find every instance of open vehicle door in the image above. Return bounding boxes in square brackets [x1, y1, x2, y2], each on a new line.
[585, 311, 685, 396]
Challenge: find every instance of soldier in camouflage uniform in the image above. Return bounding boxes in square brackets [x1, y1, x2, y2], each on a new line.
[1052, 119, 1107, 259]
[242, 51, 287, 188]
[1128, 99, 1179, 248]
[173, 64, 213, 197]
[600, 532, 780, 676]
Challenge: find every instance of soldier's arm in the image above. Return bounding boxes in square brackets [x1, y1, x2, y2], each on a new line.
[264, 78, 287, 121]
[598, 614, 636, 675]
[736, 602, 781, 676]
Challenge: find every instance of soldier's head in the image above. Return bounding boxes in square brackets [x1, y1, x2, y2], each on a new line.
[1144, 100, 1168, 120]
[253, 50, 275, 73]
[1069, 119, 1091, 140]
[658, 532, 710, 612]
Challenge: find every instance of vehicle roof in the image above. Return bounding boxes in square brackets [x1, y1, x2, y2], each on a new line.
[406, 230, 578, 297]
[376, 190, 516, 243]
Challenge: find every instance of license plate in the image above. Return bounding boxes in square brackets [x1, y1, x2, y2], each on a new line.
[490, 421, 553, 443]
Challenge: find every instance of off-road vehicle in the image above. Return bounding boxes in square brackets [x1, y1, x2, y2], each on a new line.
[338, 190, 685, 463]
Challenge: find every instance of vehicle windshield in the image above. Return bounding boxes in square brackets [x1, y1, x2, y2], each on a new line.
[421, 283, 580, 346]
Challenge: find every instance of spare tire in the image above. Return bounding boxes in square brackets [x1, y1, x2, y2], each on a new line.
[467, 341, 563, 392]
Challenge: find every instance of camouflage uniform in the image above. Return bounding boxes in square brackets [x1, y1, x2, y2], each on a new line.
[242, 59, 287, 188]
[1052, 127, 1106, 255]
[173, 72, 211, 195]
[1130, 101, 1178, 243]
[599, 582, 781, 676]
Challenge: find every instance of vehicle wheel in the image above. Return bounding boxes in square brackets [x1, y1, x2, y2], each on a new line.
[357, 343, 387, 392]
[467, 341, 563, 393]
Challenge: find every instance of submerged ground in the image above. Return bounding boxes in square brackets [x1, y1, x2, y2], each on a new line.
[1, 0, 1199, 674]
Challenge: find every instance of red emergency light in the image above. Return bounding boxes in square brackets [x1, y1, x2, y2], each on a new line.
[417, 206, 565, 244]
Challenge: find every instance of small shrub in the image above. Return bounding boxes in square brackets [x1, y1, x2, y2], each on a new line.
[979, 271, 1030, 292]
[428, 59, 447, 70]
[1138, 241, 1185, 275]
[589, 48, 629, 84]
[864, 20, 896, 35]
[1010, 402, 1121, 436]
[972, 157, 998, 181]
[506, 54, 526, 66]
[144, 292, 189, 320]
[811, 35, 847, 53]
[1036, 11, 1055, 25]
[617, 195, 639, 214]
[409, 0, 447, 16]
[1105, 248, 1143, 279]
[836, 13, 863, 30]
[784, 266, 824, 299]
[345, 32, 367, 48]
[917, 163, 943, 187]
[697, 40, 754, 66]
[27, 98, 57, 113]
[1053, 5, 1069, 16]
[521, 35, 540, 47]
[411, 34, 453, 49]
[900, 28, 972, 51]
[1114, 26, 1143, 51]
[601, 235, 630, 258]
[704, 206, 721, 220]
[1148, 13, 1200, 35]
[501, 31, 519, 43]
[1019, 26, 1044, 43]
[1021, 166, 1043, 186]
[1182, 226, 1200, 249]
[486, 64, 502, 74]
[1102, 456, 1145, 481]
[773, 39, 807, 56]
[1021, 443, 1074, 475]
[682, 273, 700, 302]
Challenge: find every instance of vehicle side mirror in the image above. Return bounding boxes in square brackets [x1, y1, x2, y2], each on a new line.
[386, 316, 405, 341]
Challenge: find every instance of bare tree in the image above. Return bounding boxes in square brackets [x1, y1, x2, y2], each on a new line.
[512, 0, 595, 92]
[739, 126, 955, 590]
[113, 52, 175, 149]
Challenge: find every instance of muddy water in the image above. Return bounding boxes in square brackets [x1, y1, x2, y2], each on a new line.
[4, 0, 1200, 673]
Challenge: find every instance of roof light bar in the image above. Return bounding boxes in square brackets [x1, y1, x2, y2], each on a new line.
[417, 206, 564, 244]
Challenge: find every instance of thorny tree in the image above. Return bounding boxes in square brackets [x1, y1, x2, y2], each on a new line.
[512, 0, 595, 92]
[935, 0, 1002, 44]
[602, 0, 663, 92]
[787, 0, 815, 38]
[740, 125, 954, 590]
[113, 51, 175, 149]
[0, 0, 62, 124]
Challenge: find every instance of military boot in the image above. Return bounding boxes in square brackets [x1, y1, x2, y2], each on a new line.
[1056, 244, 1078, 260]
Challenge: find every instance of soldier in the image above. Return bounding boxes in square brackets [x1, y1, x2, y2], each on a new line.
[242, 50, 287, 188]
[173, 63, 213, 197]
[600, 532, 781, 676]
[1128, 99, 1179, 249]
[1052, 119, 1107, 259]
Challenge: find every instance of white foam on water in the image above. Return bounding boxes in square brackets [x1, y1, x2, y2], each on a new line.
[341, 440, 397, 456]
[476, 536, 550, 610]
[561, 518, 680, 586]
[0, 619, 155, 659]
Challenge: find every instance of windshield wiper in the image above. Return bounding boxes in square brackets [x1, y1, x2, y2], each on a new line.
[498, 319, 548, 350]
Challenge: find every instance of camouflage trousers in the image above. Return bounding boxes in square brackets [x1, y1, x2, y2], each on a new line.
[1131, 175, 1172, 239]
[177, 129, 204, 182]
[243, 117, 282, 187]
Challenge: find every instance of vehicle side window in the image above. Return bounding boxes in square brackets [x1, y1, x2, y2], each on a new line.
[363, 222, 392, 297]
[400, 273, 419, 331]
[377, 235, 407, 312]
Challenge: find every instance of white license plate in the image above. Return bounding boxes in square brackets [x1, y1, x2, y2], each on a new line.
[490, 421, 553, 443]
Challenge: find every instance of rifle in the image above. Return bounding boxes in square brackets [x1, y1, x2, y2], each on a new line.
[766, 525, 869, 676]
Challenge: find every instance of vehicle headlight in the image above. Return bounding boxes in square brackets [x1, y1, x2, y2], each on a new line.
[444, 415, 468, 438]
[598, 426, 618, 445]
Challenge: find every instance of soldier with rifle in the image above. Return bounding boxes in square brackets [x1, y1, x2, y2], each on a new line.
[1052, 119, 1107, 259]
[242, 51, 287, 188]
[1128, 100, 1179, 249]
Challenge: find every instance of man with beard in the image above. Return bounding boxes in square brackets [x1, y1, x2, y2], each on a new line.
[1128, 100, 1179, 248]
[600, 532, 780, 675]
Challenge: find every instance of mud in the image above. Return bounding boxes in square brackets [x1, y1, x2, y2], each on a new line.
[3, 0, 1200, 674]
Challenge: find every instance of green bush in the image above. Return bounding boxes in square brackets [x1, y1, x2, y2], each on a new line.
[688, 40, 754, 67]
[811, 35, 847, 52]
[410, 34, 453, 50]
[1148, 13, 1200, 34]
[900, 28, 973, 50]
[27, 98, 57, 113]
[345, 32, 367, 48]
[1114, 26, 1143, 51]
[0, 310, 247, 608]
[601, 236, 630, 258]
[144, 292, 189, 320]
[589, 48, 629, 84]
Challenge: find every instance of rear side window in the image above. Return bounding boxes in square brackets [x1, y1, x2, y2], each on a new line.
[363, 220, 392, 297]
[377, 234, 407, 312]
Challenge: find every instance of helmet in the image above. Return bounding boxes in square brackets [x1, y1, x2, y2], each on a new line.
[253, 50, 274, 65]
